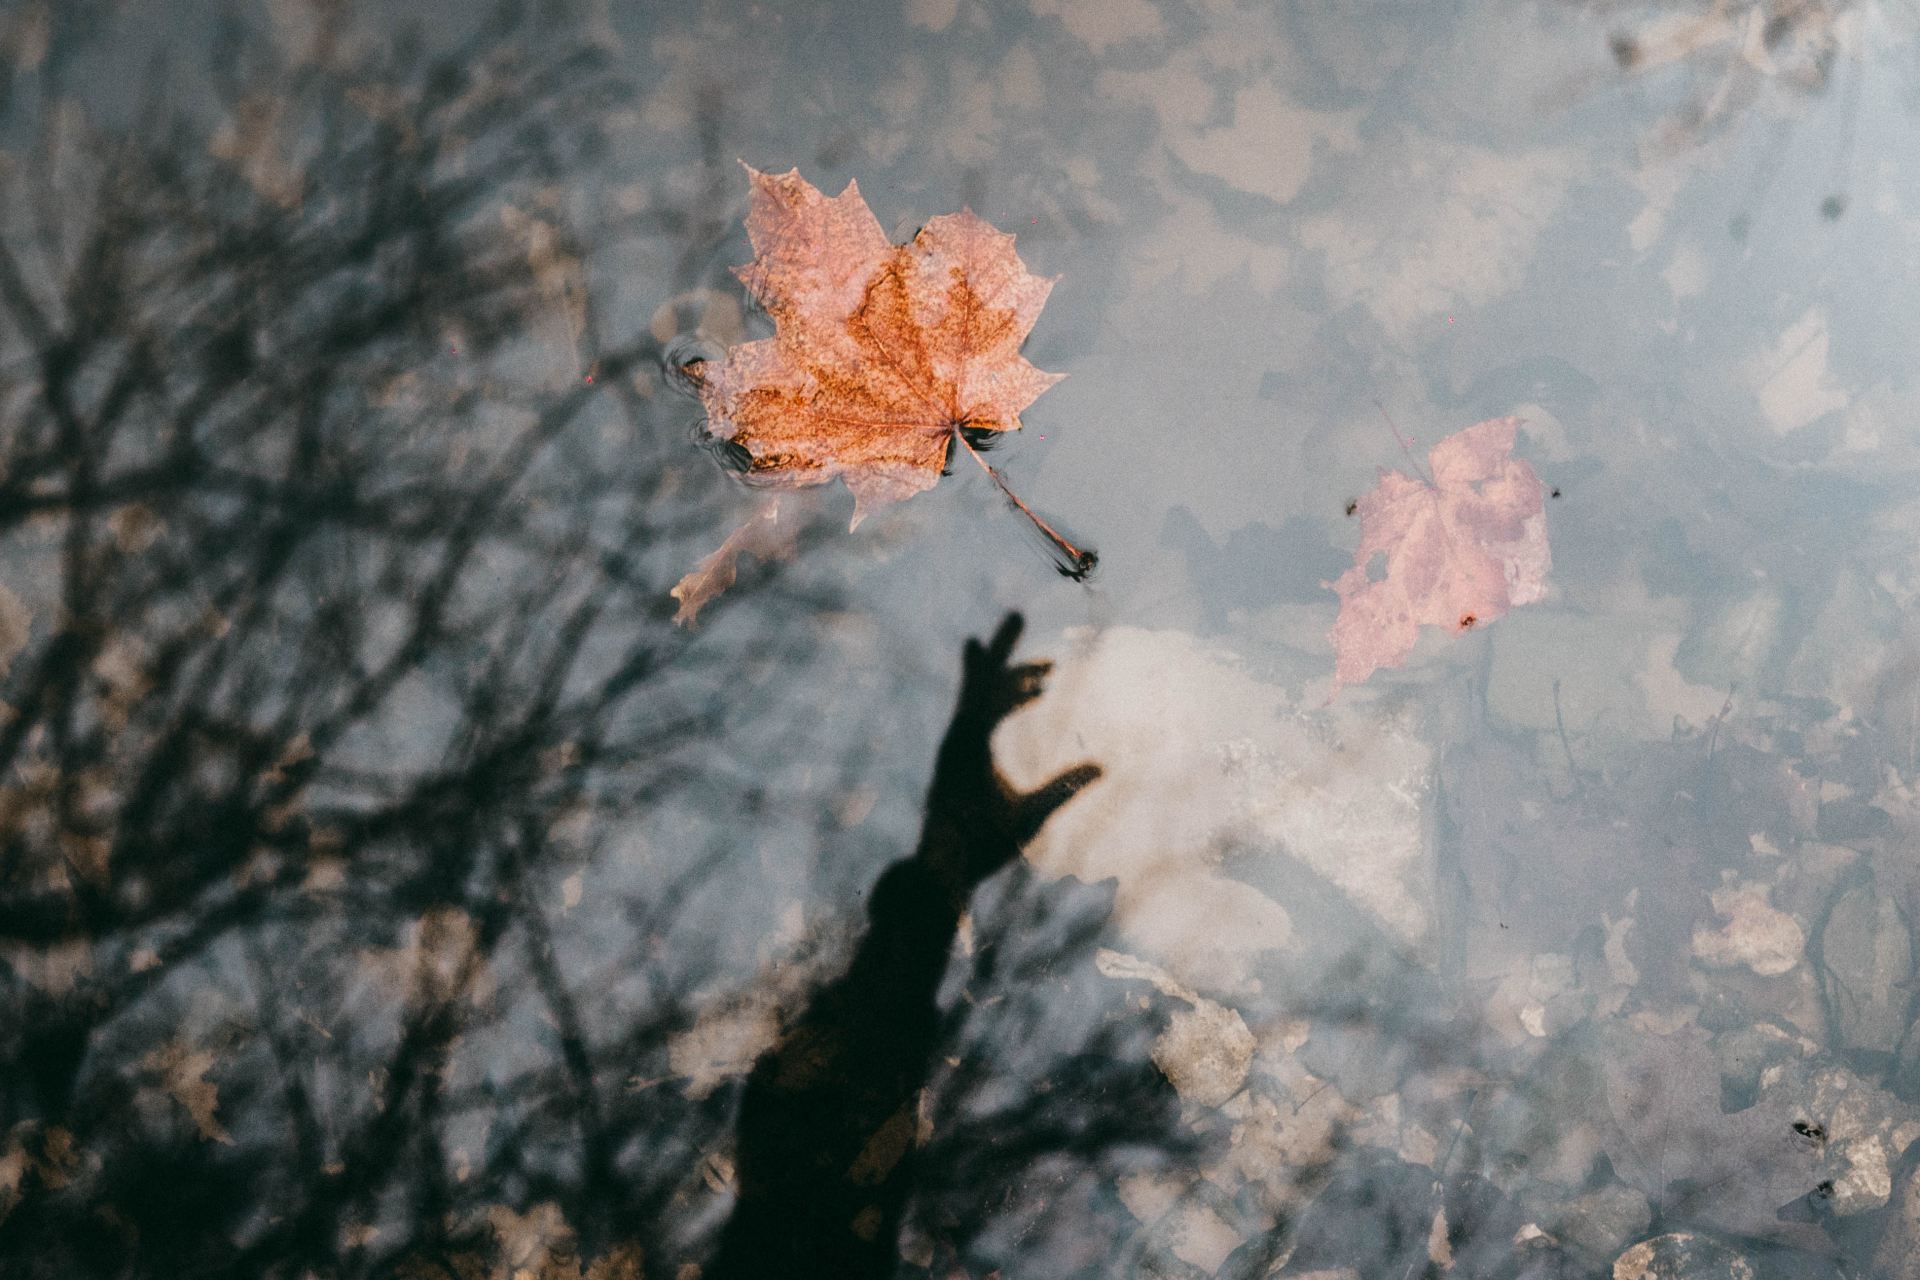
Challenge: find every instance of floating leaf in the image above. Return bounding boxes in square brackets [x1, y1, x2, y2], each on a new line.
[675, 165, 1091, 622]
[699, 162, 1062, 524]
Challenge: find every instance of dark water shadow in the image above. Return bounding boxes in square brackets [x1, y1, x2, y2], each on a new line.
[707, 613, 1108, 1276]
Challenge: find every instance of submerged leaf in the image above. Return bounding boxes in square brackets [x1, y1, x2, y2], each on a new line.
[1325, 416, 1549, 691]
[670, 498, 799, 627]
[140, 1041, 234, 1146]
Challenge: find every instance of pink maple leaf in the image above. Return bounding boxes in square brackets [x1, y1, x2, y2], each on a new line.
[1325, 416, 1550, 692]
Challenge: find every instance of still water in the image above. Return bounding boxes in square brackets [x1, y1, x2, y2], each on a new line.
[3, 1, 1919, 1276]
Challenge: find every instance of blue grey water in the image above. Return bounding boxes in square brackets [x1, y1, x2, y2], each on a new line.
[2, 1, 1918, 1276]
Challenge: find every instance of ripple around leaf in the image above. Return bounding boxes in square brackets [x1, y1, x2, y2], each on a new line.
[663, 332, 726, 398]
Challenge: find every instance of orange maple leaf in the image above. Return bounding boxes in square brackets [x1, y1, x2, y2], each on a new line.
[699, 163, 1063, 525]
[672, 166, 1090, 625]
[1325, 416, 1550, 692]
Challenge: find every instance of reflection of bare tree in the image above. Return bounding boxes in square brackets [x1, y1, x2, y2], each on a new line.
[0, 6, 839, 1276]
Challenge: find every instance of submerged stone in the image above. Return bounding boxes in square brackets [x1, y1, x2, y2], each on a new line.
[1611, 1232, 1753, 1280]
[1551, 1183, 1652, 1262]
[994, 626, 1435, 990]
[1817, 877, 1914, 1058]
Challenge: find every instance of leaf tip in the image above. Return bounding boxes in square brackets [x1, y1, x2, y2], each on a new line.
[668, 582, 702, 628]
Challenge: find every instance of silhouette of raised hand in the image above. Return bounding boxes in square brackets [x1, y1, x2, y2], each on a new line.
[708, 612, 1100, 1280]
[919, 612, 1103, 900]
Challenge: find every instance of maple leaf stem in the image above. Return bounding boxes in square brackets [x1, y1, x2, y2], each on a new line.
[952, 428, 1097, 579]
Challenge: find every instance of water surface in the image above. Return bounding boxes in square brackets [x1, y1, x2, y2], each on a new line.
[3, 2, 1919, 1276]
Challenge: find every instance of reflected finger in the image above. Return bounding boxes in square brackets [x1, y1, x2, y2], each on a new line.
[1013, 761, 1103, 842]
[985, 611, 1025, 667]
